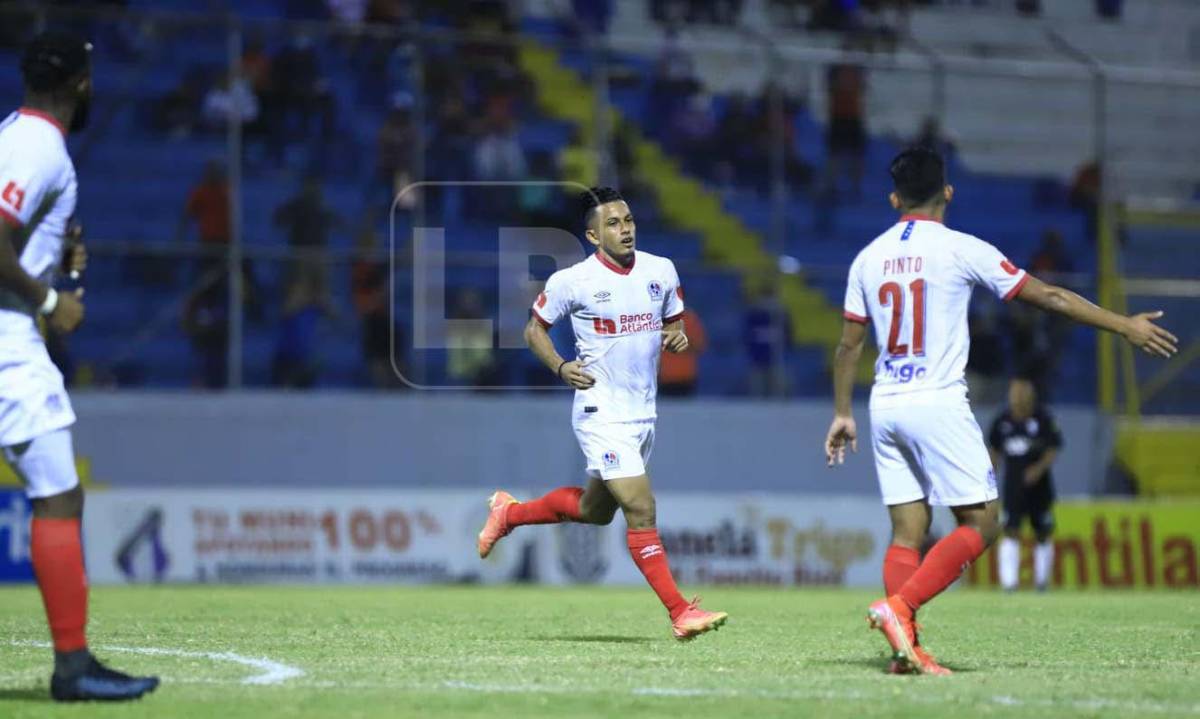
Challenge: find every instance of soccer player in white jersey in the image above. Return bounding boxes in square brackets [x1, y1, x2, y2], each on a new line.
[477, 187, 728, 640]
[0, 32, 158, 701]
[825, 148, 1177, 674]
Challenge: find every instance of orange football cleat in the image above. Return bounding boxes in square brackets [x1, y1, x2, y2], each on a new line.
[910, 646, 952, 675]
[867, 597, 918, 671]
[671, 597, 729, 641]
[477, 491, 518, 559]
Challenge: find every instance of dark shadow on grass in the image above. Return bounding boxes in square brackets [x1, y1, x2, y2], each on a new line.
[0, 688, 48, 703]
[809, 657, 978, 674]
[529, 635, 654, 644]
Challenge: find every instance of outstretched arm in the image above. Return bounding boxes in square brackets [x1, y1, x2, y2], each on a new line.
[825, 319, 868, 466]
[1014, 274, 1177, 358]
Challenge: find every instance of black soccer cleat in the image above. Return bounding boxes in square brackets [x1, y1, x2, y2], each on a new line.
[50, 654, 160, 702]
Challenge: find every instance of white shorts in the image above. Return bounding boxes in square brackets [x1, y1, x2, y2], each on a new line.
[0, 347, 76, 447]
[870, 399, 997, 507]
[574, 419, 655, 480]
[2, 427, 80, 499]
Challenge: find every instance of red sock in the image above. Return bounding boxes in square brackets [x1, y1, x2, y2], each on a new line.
[31, 518, 88, 652]
[505, 487, 583, 527]
[895, 526, 985, 615]
[626, 528, 688, 619]
[883, 544, 921, 596]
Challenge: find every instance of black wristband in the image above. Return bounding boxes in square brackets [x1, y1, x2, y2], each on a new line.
[556, 359, 569, 379]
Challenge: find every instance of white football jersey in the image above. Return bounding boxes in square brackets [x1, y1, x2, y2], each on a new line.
[533, 250, 685, 423]
[843, 215, 1028, 407]
[0, 108, 77, 347]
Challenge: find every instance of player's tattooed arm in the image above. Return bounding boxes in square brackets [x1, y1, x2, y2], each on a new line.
[524, 315, 595, 389]
[1015, 274, 1177, 359]
[826, 320, 868, 467]
[661, 318, 689, 353]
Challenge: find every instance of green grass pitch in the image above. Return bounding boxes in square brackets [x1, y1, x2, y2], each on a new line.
[0, 585, 1197, 718]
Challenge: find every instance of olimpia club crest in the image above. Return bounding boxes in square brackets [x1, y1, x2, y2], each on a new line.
[556, 523, 608, 583]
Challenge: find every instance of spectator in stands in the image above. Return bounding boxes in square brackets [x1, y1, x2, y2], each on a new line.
[913, 115, 955, 159]
[1029, 229, 1073, 281]
[179, 161, 230, 248]
[272, 270, 334, 389]
[824, 54, 868, 200]
[743, 282, 790, 397]
[352, 221, 392, 387]
[1069, 160, 1102, 243]
[182, 273, 230, 390]
[473, 114, 527, 219]
[274, 175, 341, 294]
[753, 84, 813, 194]
[659, 306, 707, 396]
[668, 93, 718, 173]
[649, 28, 699, 135]
[474, 116, 527, 182]
[156, 67, 207, 139]
[447, 289, 501, 388]
[716, 93, 758, 185]
[202, 75, 260, 132]
[273, 34, 335, 143]
[376, 92, 417, 201]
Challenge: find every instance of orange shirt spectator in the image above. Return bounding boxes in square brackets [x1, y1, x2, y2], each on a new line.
[659, 307, 706, 397]
[183, 162, 230, 245]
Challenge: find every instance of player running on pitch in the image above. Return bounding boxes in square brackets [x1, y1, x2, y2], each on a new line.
[0, 31, 159, 700]
[477, 187, 728, 640]
[825, 147, 1176, 674]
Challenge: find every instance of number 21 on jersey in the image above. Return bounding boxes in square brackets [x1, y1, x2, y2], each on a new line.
[878, 279, 925, 357]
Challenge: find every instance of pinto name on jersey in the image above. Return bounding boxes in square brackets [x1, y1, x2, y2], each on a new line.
[844, 216, 1029, 402]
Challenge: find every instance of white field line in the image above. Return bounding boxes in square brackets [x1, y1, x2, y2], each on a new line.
[7, 640, 304, 686]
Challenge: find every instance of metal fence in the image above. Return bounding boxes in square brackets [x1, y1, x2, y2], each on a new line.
[5, 5, 1194, 403]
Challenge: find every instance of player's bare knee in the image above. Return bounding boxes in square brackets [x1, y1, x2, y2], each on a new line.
[579, 498, 617, 525]
[620, 495, 656, 529]
[31, 483, 83, 519]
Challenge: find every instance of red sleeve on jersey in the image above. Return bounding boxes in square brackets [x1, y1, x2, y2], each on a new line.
[532, 309, 553, 329]
[1002, 272, 1030, 302]
[843, 311, 868, 324]
[0, 205, 21, 228]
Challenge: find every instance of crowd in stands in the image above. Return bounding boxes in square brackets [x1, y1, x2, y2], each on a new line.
[13, 1, 1111, 397]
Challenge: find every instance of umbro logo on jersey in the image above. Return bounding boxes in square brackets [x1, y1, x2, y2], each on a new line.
[594, 291, 611, 299]
[593, 317, 618, 334]
[647, 281, 663, 301]
[602, 450, 620, 469]
[639, 544, 662, 559]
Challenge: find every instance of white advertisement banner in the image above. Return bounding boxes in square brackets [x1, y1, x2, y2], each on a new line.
[83, 490, 940, 588]
[83, 490, 524, 585]
[534, 494, 919, 588]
